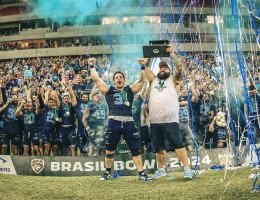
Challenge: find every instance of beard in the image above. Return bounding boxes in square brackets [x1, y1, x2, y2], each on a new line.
[157, 72, 170, 80]
[13, 101, 18, 105]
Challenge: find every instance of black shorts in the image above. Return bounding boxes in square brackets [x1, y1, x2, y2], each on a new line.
[77, 126, 89, 153]
[105, 119, 140, 152]
[41, 128, 59, 145]
[140, 126, 150, 146]
[150, 122, 184, 152]
[23, 129, 39, 146]
[0, 130, 5, 145]
[59, 126, 77, 147]
[2, 131, 21, 146]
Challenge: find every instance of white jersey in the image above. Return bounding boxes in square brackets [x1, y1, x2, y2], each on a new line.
[149, 77, 179, 124]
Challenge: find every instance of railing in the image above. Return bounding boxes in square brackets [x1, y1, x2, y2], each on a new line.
[0, 43, 258, 60]
[0, 23, 252, 43]
[0, 5, 26, 16]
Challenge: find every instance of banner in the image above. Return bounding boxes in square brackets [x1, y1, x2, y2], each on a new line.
[4, 148, 238, 176]
[24, 69, 33, 77]
[0, 155, 17, 175]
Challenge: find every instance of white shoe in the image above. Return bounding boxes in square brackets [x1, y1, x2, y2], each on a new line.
[153, 168, 167, 179]
[184, 167, 193, 179]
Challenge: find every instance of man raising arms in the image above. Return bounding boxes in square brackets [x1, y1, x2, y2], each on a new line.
[139, 45, 193, 179]
[89, 57, 153, 181]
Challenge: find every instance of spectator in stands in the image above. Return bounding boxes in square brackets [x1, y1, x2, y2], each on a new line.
[179, 79, 198, 152]
[209, 111, 227, 148]
[244, 85, 260, 142]
[198, 90, 217, 149]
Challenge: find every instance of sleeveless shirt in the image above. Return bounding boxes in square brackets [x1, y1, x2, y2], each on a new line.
[149, 77, 179, 123]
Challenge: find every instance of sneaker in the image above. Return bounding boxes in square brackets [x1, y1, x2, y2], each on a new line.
[184, 167, 193, 179]
[139, 173, 154, 181]
[186, 145, 193, 152]
[100, 172, 112, 181]
[153, 168, 167, 179]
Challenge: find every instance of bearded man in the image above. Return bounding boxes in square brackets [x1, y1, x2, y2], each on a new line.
[0, 94, 22, 155]
[139, 46, 193, 179]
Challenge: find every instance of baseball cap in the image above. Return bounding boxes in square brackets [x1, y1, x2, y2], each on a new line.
[159, 61, 171, 70]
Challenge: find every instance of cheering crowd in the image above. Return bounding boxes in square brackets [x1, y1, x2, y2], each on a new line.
[0, 52, 259, 157]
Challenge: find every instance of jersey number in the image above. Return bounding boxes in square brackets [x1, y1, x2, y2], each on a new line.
[46, 112, 55, 124]
[114, 94, 123, 105]
[24, 113, 35, 124]
[96, 109, 106, 120]
[179, 108, 189, 120]
[7, 108, 17, 120]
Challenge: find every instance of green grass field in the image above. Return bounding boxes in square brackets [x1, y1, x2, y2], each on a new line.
[0, 167, 259, 200]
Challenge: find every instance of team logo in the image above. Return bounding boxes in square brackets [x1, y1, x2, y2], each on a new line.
[0, 157, 7, 164]
[31, 159, 45, 174]
[153, 48, 159, 54]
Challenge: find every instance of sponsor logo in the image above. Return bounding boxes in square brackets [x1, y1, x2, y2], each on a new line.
[0, 157, 7, 164]
[31, 159, 45, 174]
[0, 156, 16, 175]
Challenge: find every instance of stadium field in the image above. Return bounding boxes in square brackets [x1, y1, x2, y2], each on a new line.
[0, 167, 259, 200]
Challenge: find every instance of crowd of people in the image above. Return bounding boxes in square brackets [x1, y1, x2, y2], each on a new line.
[0, 38, 103, 51]
[0, 51, 259, 159]
[0, 34, 215, 52]
[0, 41, 38, 51]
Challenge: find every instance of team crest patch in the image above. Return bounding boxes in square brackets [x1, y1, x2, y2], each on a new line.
[31, 159, 45, 174]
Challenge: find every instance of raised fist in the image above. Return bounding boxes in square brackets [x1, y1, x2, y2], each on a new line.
[88, 58, 97, 66]
[138, 58, 149, 66]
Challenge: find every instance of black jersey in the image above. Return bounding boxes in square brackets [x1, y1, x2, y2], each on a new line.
[23, 109, 37, 131]
[41, 105, 58, 130]
[75, 98, 89, 127]
[105, 85, 134, 117]
[3, 104, 20, 133]
[59, 102, 75, 126]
